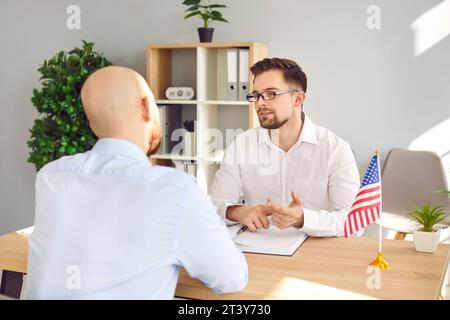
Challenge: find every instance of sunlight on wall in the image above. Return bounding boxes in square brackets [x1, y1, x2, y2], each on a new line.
[410, 0, 450, 56]
[408, 117, 450, 184]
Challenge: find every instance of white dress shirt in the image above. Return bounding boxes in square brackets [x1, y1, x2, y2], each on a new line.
[23, 138, 247, 299]
[210, 114, 360, 237]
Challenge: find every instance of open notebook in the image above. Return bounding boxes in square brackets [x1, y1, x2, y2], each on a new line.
[228, 224, 308, 256]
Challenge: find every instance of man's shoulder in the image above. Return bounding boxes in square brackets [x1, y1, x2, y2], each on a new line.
[38, 152, 88, 174]
[151, 166, 196, 188]
[314, 123, 351, 150]
[37, 152, 196, 190]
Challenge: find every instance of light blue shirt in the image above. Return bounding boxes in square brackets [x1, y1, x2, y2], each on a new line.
[23, 138, 248, 299]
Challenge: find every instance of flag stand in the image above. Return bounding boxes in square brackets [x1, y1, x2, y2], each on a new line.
[369, 252, 390, 269]
[369, 150, 390, 269]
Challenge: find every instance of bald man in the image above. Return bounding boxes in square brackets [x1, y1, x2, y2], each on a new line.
[23, 66, 248, 299]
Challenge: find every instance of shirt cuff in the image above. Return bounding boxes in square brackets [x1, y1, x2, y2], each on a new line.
[219, 201, 242, 226]
[300, 207, 348, 237]
[300, 207, 319, 234]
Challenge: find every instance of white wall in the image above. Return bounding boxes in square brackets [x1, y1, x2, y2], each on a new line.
[1, 0, 449, 235]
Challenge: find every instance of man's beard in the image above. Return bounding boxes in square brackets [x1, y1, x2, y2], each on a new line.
[258, 113, 289, 129]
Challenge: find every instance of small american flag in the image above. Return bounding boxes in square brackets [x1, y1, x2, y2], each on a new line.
[344, 153, 381, 238]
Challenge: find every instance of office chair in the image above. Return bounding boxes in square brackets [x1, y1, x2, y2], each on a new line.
[380, 148, 450, 240]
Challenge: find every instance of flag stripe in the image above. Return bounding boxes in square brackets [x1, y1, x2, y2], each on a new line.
[345, 219, 350, 237]
[355, 212, 361, 232]
[356, 185, 381, 198]
[352, 194, 381, 207]
[349, 197, 380, 213]
[374, 206, 380, 220]
[351, 214, 358, 234]
[344, 220, 348, 237]
[350, 216, 354, 235]
[348, 203, 380, 217]
[364, 210, 371, 226]
[361, 210, 367, 229]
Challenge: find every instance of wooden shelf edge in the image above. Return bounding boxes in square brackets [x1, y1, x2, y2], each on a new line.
[147, 42, 267, 49]
[156, 99, 249, 106]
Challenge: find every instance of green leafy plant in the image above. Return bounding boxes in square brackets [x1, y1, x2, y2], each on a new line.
[408, 192, 449, 232]
[183, 0, 228, 28]
[27, 40, 112, 171]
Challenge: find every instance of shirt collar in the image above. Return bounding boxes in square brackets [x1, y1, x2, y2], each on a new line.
[299, 113, 318, 145]
[92, 138, 150, 164]
[258, 112, 318, 146]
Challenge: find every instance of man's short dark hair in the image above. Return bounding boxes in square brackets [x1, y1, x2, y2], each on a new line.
[250, 58, 307, 92]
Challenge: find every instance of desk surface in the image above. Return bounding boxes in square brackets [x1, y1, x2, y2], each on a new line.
[0, 230, 448, 299]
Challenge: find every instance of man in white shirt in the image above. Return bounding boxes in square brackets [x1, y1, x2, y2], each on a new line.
[23, 66, 248, 299]
[210, 58, 360, 237]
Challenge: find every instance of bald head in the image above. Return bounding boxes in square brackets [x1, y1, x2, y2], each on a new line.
[81, 66, 161, 155]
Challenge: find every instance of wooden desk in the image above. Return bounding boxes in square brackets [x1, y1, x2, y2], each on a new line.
[0, 231, 29, 297]
[0, 232, 29, 273]
[1, 231, 449, 299]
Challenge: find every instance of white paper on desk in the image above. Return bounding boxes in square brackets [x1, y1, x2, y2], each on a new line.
[228, 224, 308, 256]
[16, 226, 34, 237]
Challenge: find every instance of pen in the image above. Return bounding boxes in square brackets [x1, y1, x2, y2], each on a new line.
[237, 225, 248, 235]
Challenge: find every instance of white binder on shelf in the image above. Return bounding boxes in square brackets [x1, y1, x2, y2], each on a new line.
[185, 161, 196, 176]
[173, 160, 196, 177]
[158, 105, 168, 154]
[157, 105, 181, 154]
[238, 49, 249, 101]
[173, 160, 185, 172]
[226, 49, 238, 100]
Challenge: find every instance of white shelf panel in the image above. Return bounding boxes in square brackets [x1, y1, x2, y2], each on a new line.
[203, 100, 249, 106]
[151, 151, 224, 163]
[156, 99, 249, 106]
[151, 154, 197, 161]
[156, 100, 197, 105]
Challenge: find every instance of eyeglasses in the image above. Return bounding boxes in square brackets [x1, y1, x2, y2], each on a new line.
[246, 89, 299, 102]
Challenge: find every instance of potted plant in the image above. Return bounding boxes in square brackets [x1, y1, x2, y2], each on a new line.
[27, 41, 112, 171]
[182, 0, 228, 42]
[408, 194, 449, 253]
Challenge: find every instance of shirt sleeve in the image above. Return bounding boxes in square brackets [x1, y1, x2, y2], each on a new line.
[301, 143, 360, 237]
[209, 140, 243, 225]
[177, 181, 248, 294]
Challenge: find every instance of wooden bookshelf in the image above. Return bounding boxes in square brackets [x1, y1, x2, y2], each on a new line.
[147, 42, 269, 191]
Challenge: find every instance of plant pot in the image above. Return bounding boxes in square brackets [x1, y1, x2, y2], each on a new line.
[413, 229, 441, 253]
[197, 27, 214, 43]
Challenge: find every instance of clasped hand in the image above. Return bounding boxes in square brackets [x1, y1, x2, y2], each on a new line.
[236, 192, 304, 231]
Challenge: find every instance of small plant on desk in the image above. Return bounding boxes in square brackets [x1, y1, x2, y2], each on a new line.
[408, 191, 449, 253]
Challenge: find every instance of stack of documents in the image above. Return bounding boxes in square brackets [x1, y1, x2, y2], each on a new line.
[228, 224, 308, 256]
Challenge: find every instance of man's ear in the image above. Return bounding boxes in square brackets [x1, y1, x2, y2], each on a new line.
[141, 96, 151, 122]
[294, 91, 306, 108]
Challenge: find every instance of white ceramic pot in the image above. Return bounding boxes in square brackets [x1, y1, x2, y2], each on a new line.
[413, 229, 441, 253]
